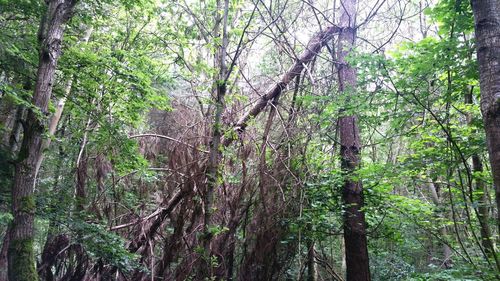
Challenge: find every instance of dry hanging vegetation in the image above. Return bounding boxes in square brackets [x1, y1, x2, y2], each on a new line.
[0, 0, 499, 281]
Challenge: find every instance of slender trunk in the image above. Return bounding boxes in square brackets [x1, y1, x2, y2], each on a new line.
[465, 90, 497, 261]
[307, 241, 317, 281]
[199, 0, 229, 278]
[0, 225, 11, 281]
[154, 205, 186, 280]
[471, 0, 500, 233]
[75, 149, 88, 212]
[8, 1, 76, 280]
[427, 180, 452, 268]
[472, 155, 496, 257]
[336, 1, 371, 280]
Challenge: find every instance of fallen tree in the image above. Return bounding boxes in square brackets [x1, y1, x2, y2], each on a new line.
[223, 25, 341, 146]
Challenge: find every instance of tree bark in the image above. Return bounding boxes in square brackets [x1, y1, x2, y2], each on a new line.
[471, 155, 496, 258]
[336, 0, 371, 280]
[471, 0, 500, 232]
[465, 90, 497, 263]
[8, 1, 77, 280]
[198, 0, 229, 278]
[222, 25, 341, 147]
[426, 180, 452, 268]
[33, 26, 93, 179]
[307, 241, 317, 281]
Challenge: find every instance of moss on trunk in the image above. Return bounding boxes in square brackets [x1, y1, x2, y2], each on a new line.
[8, 238, 38, 281]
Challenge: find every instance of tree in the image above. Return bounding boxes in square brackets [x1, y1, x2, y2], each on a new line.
[471, 0, 500, 232]
[336, 0, 371, 280]
[8, 1, 77, 280]
[0, 0, 498, 280]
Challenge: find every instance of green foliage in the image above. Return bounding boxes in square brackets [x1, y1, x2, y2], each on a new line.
[370, 251, 415, 280]
[0, 0, 496, 279]
[74, 221, 142, 273]
[408, 262, 494, 281]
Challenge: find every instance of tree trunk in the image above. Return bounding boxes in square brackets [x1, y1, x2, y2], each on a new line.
[465, 90, 497, 262]
[34, 26, 93, 180]
[199, 0, 229, 278]
[222, 26, 341, 147]
[336, 0, 371, 280]
[307, 241, 317, 281]
[8, 1, 76, 280]
[426, 180, 452, 268]
[472, 155, 496, 257]
[471, 0, 500, 232]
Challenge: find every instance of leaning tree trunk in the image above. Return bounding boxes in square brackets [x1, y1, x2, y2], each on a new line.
[471, 0, 500, 232]
[336, 0, 371, 280]
[8, 1, 77, 280]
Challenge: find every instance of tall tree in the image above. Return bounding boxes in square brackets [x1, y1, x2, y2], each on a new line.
[336, 0, 371, 280]
[198, 0, 230, 278]
[8, 1, 78, 280]
[471, 0, 500, 230]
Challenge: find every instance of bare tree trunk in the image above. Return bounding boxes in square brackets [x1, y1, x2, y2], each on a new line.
[336, 0, 371, 280]
[465, 90, 497, 262]
[223, 25, 341, 147]
[427, 180, 452, 268]
[8, 1, 77, 280]
[0, 83, 29, 281]
[472, 155, 496, 257]
[0, 225, 11, 281]
[199, 0, 229, 278]
[307, 241, 317, 281]
[471, 0, 500, 232]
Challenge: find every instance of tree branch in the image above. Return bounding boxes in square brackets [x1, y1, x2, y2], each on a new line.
[223, 25, 341, 146]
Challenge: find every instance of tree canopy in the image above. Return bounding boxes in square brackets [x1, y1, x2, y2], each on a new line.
[0, 0, 499, 280]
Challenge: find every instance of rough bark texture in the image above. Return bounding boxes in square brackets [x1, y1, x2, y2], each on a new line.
[471, 0, 500, 232]
[34, 26, 92, 180]
[8, 1, 76, 280]
[337, 0, 371, 280]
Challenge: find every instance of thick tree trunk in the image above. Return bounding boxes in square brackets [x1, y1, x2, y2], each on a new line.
[336, 0, 371, 280]
[8, 1, 76, 280]
[34, 26, 92, 180]
[471, 0, 500, 232]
